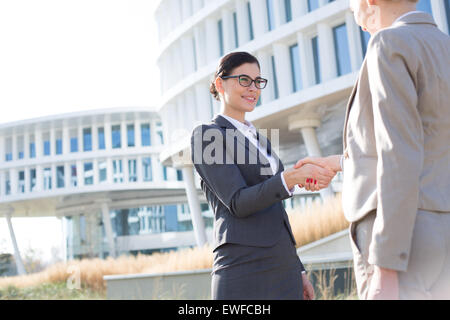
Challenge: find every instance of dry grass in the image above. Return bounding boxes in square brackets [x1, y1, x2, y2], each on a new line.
[0, 194, 347, 294]
[287, 193, 349, 248]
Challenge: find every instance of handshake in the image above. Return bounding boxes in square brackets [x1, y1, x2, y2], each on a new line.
[283, 155, 342, 192]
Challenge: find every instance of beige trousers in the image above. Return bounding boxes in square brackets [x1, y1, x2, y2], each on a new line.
[349, 210, 450, 300]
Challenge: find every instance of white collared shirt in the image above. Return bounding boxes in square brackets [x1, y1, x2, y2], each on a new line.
[220, 114, 294, 195]
[394, 10, 423, 24]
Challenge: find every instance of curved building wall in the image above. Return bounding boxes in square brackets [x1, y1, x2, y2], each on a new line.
[0, 108, 213, 260]
[155, 0, 450, 207]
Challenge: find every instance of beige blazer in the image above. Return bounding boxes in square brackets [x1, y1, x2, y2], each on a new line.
[342, 12, 450, 271]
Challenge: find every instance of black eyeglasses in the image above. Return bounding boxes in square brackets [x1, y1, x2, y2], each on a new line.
[220, 74, 268, 89]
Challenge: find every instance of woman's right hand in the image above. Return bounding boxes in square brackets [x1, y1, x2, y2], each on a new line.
[283, 164, 336, 191]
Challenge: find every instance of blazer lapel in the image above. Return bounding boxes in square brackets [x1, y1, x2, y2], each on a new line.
[343, 78, 359, 151]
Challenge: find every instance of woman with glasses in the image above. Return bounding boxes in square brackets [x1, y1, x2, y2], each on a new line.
[191, 52, 335, 300]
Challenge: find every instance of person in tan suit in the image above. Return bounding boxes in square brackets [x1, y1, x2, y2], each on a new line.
[295, 0, 450, 299]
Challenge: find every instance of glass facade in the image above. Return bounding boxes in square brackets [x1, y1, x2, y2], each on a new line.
[44, 140, 50, 156]
[30, 142, 36, 158]
[360, 29, 371, 57]
[30, 169, 36, 191]
[98, 160, 107, 183]
[155, 122, 164, 145]
[84, 162, 93, 185]
[308, 0, 320, 12]
[218, 19, 224, 57]
[446, 0, 450, 34]
[141, 124, 151, 146]
[83, 128, 92, 152]
[312, 36, 321, 84]
[71, 164, 77, 187]
[57, 166, 65, 188]
[18, 171, 25, 193]
[333, 23, 352, 76]
[127, 124, 135, 147]
[98, 127, 105, 150]
[113, 159, 123, 183]
[56, 139, 63, 155]
[128, 159, 137, 182]
[271, 55, 279, 99]
[142, 157, 152, 181]
[417, 0, 433, 15]
[112, 125, 121, 149]
[43, 168, 52, 190]
[289, 44, 303, 92]
[266, 0, 275, 31]
[247, 1, 254, 41]
[285, 0, 292, 23]
[70, 137, 78, 153]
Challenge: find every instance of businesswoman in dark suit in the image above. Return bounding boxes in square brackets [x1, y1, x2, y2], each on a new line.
[191, 52, 335, 300]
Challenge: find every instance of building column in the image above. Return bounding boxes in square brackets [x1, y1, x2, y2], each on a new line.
[235, 0, 251, 45]
[273, 43, 293, 97]
[192, 0, 203, 12]
[76, 160, 83, 187]
[221, 8, 235, 53]
[193, 25, 207, 68]
[0, 135, 4, 165]
[181, 165, 207, 247]
[250, 0, 268, 39]
[135, 117, 142, 149]
[35, 127, 43, 158]
[205, 17, 221, 62]
[12, 133, 17, 161]
[181, 36, 196, 76]
[273, 0, 285, 28]
[62, 124, 70, 155]
[2, 206, 27, 275]
[431, 0, 449, 34]
[195, 82, 212, 123]
[317, 22, 338, 82]
[50, 127, 56, 156]
[64, 162, 71, 188]
[104, 119, 112, 151]
[257, 50, 274, 103]
[92, 123, 98, 152]
[292, 0, 308, 18]
[345, 11, 364, 71]
[288, 115, 334, 199]
[97, 200, 117, 258]
[23, 131, 30, 159]
[35, 164, 43, 192]
[9, 169, 18, 195]
[297, 32, 315, 88]
[249, 0, 268, 38]
[120, 121, 127, 149]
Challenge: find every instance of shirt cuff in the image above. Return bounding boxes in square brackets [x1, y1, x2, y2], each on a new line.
[281, 170, 294, 196]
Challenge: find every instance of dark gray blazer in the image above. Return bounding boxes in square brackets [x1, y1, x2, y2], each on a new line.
[191, 114, 299, 251]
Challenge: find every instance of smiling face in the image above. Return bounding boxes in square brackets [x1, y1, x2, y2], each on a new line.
[216, 62, 261, 117]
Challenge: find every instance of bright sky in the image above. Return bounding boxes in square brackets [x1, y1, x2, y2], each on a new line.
[0, 0, 161, 264]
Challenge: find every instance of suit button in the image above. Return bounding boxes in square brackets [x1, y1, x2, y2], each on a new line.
[400, 252, 408, 260]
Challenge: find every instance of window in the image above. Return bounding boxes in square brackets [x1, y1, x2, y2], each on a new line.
[127, 124, 135, 147]
[98, 127, 105, 150]
[57, 166, 65, 188]
[233, 11, 239, 48]
[416, 0, 433, 15]
[112, 125, 121, 149]
[70, 137, 78, 153]
[218, 19, 224, 56]
[71, 165, 77, 187]
[308, 0, 320, 12]
[142, 157, 152, 182]
[289, 44, 303, 92]
[141, 124, 151, 146]
[128, 159, 137, 182]
[30, 169, 36, 192]
[271, 55, 279, 99]
[333, 23, 352, 76]
[5, 172, 10, 195]
[56, 139, 63, 155]
[5, 153, 12, 161]
[176, 169, 183, 181]
[285, 0, 292, 23]
[360, 29, 371, 57]
[113, 159, 123, 183]
[44, 168, 52, 190]
[311, 36, 321, 84]
[247, 1, 254, 41]
[83, 128, 92, 152]
[446, 0, 450, 34]
[30, 141, 36, 159]
[44, 140, 50, 156]
[18, 171, 25, 193]
[98, 160, 107, 183]
[84, 162, 93, 185]
[155, 122, 164, 145]
[163, 165, 168, 181]
[266, 0, 275, 31]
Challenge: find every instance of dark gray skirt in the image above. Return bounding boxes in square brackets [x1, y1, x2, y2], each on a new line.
[211, 223, 303, 300]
